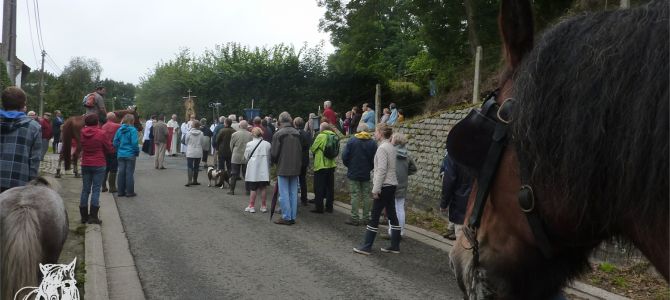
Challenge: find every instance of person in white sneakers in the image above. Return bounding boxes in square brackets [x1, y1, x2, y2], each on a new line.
[244, 127, 271, 213]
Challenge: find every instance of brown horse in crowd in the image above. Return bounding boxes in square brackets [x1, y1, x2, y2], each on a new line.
[448, 0, 667, 299]
[56, 107, 143, 177]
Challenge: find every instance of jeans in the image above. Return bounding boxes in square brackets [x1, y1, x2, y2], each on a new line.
[278, 176, 299, 221]
[80, 166, 106, 207]
[314, 168, 335, 211]
[349, 179, 371, 222]
[117, 157, 136, 196]
[41, 138, 49, 160]
[389, 197, 405, 235]
[368, 185, 398, 229]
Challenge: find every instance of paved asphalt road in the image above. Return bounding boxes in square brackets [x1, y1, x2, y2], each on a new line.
[115, 153, 463, 299]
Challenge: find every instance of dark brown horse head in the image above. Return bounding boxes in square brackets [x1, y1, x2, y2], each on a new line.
[114, 106, 143, 132]
[449, 1, 669, 299]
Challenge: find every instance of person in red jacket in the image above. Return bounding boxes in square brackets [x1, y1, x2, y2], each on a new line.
[39, 112, 53, 160]
[79, 114, 113, 225]
[322, 100, 337, 126]
[101, 112, 121, 193]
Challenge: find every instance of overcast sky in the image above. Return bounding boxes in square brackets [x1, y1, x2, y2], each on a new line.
[13, 0, 334, 84]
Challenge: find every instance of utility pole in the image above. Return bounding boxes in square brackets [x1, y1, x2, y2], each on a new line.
[472, 46, 482, 104]
[38, 50, 45, 116]
[2, 0, 17, 84]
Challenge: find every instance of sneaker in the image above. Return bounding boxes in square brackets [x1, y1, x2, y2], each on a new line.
[353, 247, 371, 256]
[289, 219, 296, 225]
[344, 219, 359, 226]
[274, 219, 292, 225]
[443, 229, 456, 240]
[245, 206, 256, 213]
[380, 247, 400, 254]
[260, 206, 268, 213]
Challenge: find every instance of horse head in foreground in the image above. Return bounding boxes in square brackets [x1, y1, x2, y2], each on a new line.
[0, 177, 70, 300]
[448, 1, 668, 298]
[14, 258, 79, 300]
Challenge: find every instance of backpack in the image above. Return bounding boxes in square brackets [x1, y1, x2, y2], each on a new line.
[323, 133, 340, 159]
[82, 93, 96, 108]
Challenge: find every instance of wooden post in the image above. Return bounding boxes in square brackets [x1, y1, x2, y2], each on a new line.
[620, 0, 629, 8]
[375, 84, 381, 127]
[472, 46, 482, 104]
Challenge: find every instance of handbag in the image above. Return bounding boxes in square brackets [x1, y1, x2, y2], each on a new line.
[244, 140, 263, 164]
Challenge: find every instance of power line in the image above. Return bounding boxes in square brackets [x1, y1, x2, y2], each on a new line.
[24, 0, 39, 67]
[32, 0, 44, 51]
[46, 53, 62, 74]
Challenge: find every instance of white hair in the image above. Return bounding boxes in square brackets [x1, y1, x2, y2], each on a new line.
[391, 132, 407, 145]
[278, 111, 292, 124]
[228, 114, 237, 121]
[356, 123, 368, 133]
[219, 116, 226, 123]
[323, 100, 332, 108]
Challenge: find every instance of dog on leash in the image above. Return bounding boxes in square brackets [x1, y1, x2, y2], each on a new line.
[207, 167, 230, 188]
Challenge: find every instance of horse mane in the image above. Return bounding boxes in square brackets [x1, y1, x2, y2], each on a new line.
[1, 192, 42, 300]
[511, 0, 668, 239]
[27, 177, 60, 192]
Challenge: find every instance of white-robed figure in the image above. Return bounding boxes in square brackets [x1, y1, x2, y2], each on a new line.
[180, 121, 190, 154]
[167, 114, 180, 156]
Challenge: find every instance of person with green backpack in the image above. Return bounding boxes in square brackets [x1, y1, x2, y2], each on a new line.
[309, 122, 339, 213]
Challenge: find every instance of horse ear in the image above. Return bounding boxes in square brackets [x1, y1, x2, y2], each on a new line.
[499, 0, 534, 69]
[40, 263, 48, 275]
[68, 257, 77, 270]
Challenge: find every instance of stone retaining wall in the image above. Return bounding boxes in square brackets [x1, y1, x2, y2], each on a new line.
[333, 107, 472, 211]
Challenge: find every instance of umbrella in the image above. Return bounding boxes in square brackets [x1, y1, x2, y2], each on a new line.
[269, 182, 279, 220]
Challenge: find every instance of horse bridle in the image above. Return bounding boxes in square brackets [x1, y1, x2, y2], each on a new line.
[460, 89, 555, 273]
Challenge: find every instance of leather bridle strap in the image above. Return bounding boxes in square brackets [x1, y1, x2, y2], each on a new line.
[468, 120, 509, 229]
[519, 185, 555, 257]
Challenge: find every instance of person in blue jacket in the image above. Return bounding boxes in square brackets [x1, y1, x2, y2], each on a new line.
[113, 114, 140, 197]
[341, 123, 377, 225]
[439, 148, 473, 240]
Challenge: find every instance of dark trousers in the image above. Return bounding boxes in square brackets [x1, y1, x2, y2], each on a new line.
[314, 168, 335, 211]
[218, 154, 231, 172]
[299, 164, 308, 203]
[202, 151, 209, 166]
[187, 157, 201, 172]
[369, 185, 399, 228]
[53, 132, 61, 153]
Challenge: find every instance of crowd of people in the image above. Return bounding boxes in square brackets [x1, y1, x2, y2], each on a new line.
[1, 86, 472, 256]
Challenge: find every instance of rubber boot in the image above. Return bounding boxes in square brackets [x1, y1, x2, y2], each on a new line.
[185, 171, 193, 187]
[192, 170, 200, 185]
[79, 206, 89, 224]
[353, 226, 378, 255]
[108, 172, 117, 193]
[381, 226, 401, 254]
[88, 206, 102, 224]
[227, 177, 237, 195]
